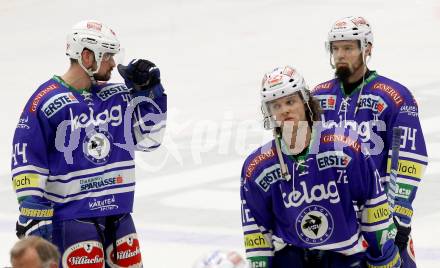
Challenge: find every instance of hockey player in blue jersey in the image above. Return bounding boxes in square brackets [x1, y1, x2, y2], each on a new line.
[241, 66, 401, 268]
[11, 20, 167, 267]
[312, 16, 428, 268]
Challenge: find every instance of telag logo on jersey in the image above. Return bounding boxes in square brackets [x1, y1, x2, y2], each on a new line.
[42, 92, 79, 118]
[316, 95, 336, 110]
[358, 94, 388, 115]
[70, 105, 122, 130]
[316, 151, 351, 171]
[255, 164, 282, 192]
[282, 180, 340, 208]
[97, 85, 127, 101]
[83, 129, 113, 164]
[296, 205, 334, 245]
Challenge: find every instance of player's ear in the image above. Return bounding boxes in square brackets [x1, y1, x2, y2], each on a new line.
[81, 49, 95, 68]
[366, 43, 372, 56]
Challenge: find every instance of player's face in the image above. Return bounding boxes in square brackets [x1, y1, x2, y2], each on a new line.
[94, 53, 116, 81]
[268, 93, 307, 129]
[331, 40, 364, 80]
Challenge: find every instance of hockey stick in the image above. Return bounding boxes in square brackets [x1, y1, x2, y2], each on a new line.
[387, 127, 402, 213]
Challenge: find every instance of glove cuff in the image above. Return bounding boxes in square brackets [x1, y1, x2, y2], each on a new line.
[132, 83, 165, 99]
[366, 240, 401, 268]
[19, 200, 54, 220]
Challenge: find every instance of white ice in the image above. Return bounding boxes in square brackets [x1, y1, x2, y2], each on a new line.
[0, 0, 439, 267]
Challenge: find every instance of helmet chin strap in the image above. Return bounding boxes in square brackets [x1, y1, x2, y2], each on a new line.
[78, 56, 103, 86]
[353, 49, 371, 115]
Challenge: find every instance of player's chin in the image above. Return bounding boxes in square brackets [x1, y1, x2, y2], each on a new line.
[94, 72, 112, 82]
[335, 63, 350, 69]
[335, 65, 352, 80]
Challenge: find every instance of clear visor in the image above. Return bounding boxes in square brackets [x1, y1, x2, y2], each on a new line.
[101, 47, 125, 66]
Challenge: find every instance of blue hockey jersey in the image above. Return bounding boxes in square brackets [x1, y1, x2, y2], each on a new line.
[312, 72, 428, 226]
[11, 76, 167, 221]
[241, 128, 396, 267]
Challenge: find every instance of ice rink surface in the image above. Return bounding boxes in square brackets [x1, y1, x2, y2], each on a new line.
[0, 0, 439, 266]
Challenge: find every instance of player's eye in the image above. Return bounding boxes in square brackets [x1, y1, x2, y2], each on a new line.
[270, 103, 281, 111]
[102, 53, 115, 61]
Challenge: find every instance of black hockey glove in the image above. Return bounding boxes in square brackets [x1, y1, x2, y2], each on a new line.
[118, 59, 164, 98]
[393, 216, 412, 253]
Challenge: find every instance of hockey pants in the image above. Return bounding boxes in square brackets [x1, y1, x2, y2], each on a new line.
[52, 213, 142, 268]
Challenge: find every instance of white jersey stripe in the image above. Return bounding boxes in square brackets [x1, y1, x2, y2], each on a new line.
[44, 185, 135, 203]
[310, 232, 359, 251]
[48, 160, 135, 181]
[16, 190, 44, 198]
[246, 250, 273, 258]
[12, 165, 49, 176]
[388, 150, 428, 163]
[365, 194, 387, 206]
[45, 168, 135, 197]
[243, 224, 260, 233]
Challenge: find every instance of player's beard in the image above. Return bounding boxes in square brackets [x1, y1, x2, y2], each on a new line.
[335, 54, 364, 82]
[335, 66, 352, 82]
[94, 69, 112, 81]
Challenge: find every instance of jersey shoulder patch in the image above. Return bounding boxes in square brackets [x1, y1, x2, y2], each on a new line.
[369, 75, 415, 108]
[27, 80, 63, 114]
[312, 79, 336, 94]
[243, 143, 277, 181]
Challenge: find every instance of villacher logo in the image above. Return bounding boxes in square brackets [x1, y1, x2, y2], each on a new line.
[106, 234, 142, 267]
[62, 240, 104, 268]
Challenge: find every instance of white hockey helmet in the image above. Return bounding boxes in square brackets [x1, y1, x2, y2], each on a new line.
[66, 20, 120, 79]
[326, 16, 373, 67]
[193, 250, 248, 268]
[260, 66, 310, 129]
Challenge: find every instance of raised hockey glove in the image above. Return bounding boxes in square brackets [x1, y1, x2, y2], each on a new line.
[366, 240, 401, 268]
[16, 197, 53, 240]
[117, 59, 164, 99]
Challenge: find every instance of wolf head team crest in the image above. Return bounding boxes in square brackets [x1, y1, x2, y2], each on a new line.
[296, 205, 334, 244]
[83, 129, 113, 164]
